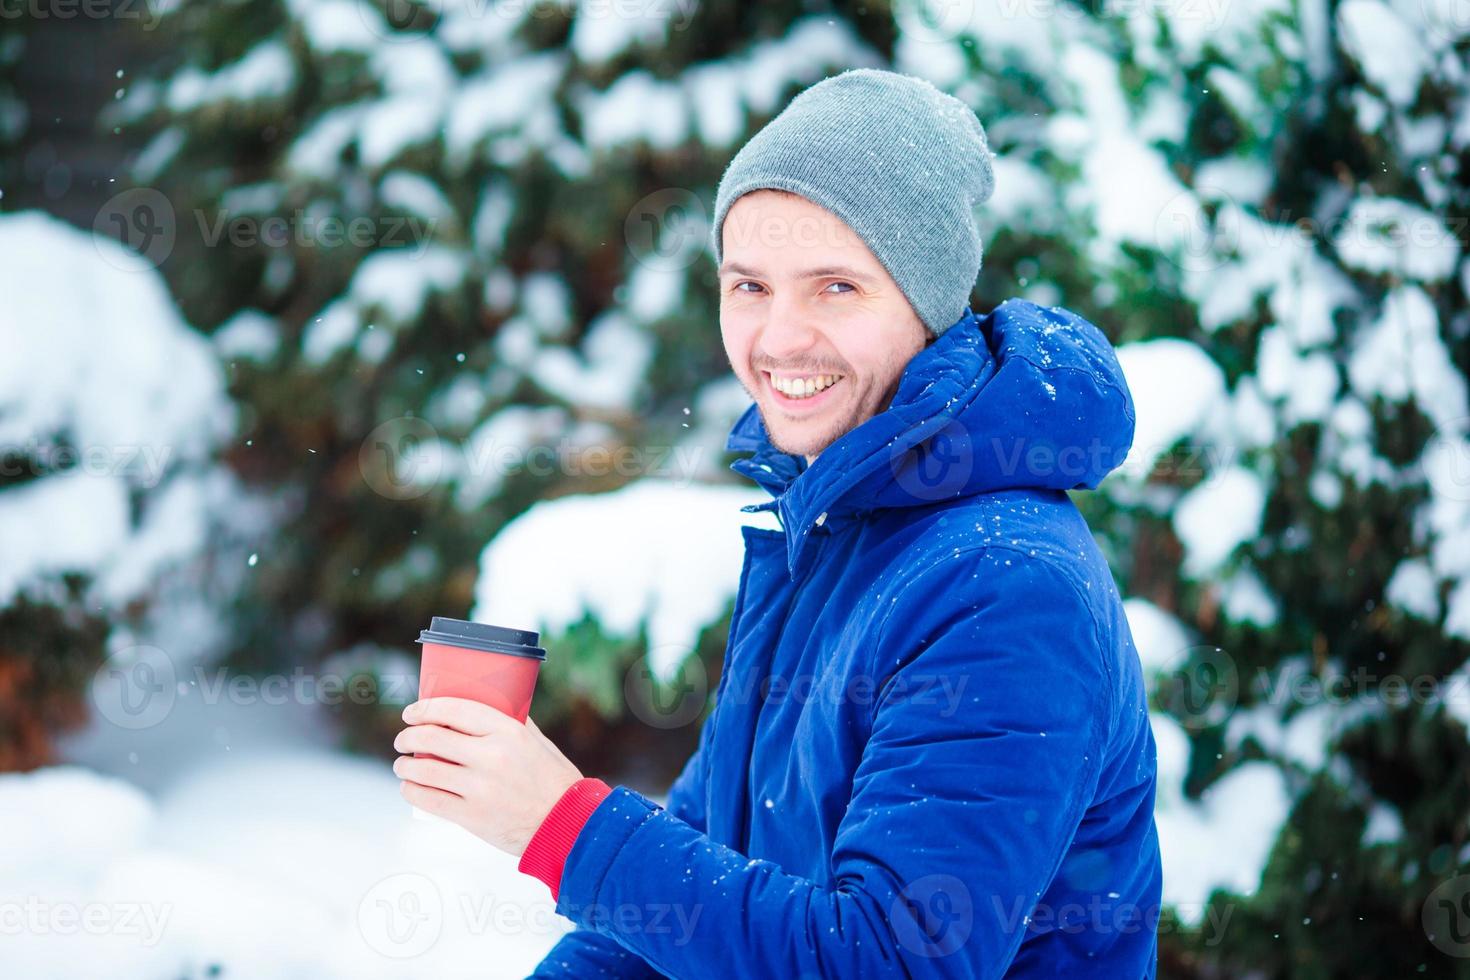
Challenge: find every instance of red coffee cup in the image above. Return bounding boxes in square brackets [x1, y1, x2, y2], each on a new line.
[413, 617, 546, 765]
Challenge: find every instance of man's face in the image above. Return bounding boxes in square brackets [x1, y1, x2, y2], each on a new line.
[718, 190, 931, 462]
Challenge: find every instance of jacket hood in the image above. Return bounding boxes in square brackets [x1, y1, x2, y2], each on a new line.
[726, 297, 1136, 580]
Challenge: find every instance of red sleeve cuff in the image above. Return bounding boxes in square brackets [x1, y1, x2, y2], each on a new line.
[518, 777, 613, 900]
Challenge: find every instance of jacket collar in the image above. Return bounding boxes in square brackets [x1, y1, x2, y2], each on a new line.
[725, 299, 1136, 581]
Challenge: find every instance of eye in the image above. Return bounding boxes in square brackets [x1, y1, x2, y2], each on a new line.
[733, 281, 765, 295]
[824, 281, 856, 294]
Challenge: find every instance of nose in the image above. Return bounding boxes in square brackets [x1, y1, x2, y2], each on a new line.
[757, 295, 821, 363]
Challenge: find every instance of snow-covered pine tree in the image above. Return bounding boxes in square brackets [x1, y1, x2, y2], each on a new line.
[0, 210, 240, 769]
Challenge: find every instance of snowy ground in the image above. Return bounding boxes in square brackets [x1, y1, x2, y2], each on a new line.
[5, 693, 569, 979]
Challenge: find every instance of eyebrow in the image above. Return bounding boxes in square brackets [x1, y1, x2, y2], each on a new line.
[719, 261, 879, 286]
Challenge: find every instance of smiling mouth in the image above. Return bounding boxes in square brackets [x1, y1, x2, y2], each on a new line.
[764, 371, 846, 401]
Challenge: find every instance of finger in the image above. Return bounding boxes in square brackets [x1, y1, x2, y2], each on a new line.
[393, 755, 472, 797]
[394, 724, 477, 764]
[405, 697, 511, 736]
[400, 778, 463, 817]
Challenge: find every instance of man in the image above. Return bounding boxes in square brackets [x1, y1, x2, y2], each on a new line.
[394, 68, 1162, 977]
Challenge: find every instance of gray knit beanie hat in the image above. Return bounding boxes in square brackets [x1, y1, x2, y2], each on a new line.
[710, 68, 996, 338]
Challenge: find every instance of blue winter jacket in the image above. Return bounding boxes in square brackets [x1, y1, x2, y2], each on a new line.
[530, 299, 1163, 978]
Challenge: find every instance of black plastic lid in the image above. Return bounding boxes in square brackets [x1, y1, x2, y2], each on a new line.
[416, 616, 546, 660]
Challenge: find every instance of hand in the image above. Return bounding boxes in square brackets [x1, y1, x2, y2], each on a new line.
[393, 697, 583, 856]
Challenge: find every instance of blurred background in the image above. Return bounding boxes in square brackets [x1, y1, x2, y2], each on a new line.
[2, 0, 1468, 976]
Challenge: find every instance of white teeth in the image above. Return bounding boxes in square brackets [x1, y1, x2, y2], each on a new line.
[771, 373, 842, 398]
